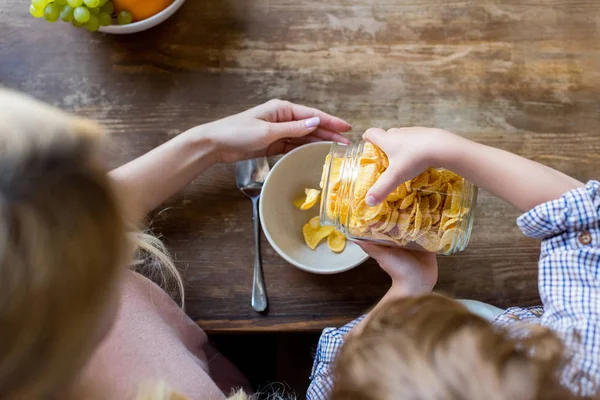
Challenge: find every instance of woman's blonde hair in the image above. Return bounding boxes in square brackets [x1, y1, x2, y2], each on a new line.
[331, 294, 577, 400]
[0, 89, 183, 398]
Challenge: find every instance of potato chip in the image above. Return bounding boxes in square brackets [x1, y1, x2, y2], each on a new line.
[431, 212, 441, 226]
[396, 183, 410, 199]
[387, 225, 402, 240]
[339, 202, 349, 224]
[421, 213, 433, 234]
[320, 155, 343, 190]
[373, 210, 393, 232]
[442, 217, 459, 231]
[412, 170, 429, 189]
[405, 180, 412, 193]
[382, 209, 400, 233]
[369, 144, 389, 170]
[430, 192, 442, 211]
[309, 216, 321, 229]
[443, 182, 453, 211]
[359, 156, 379, 166]
[303, 217, 335, 250]
[386, 192, 401, 202]
[442, 207, 470, 219]
[320, 155, 332, 189]
[295, 188, 321, 210]
[450, 180, 463, 211]
[426, 168, 441, 190]
[396, 212, 411, 239]
[441, 169, 461, 184]
[363, 142, 379, 158]
[419, 196, 430, 216]
[328, 230, 346, 253]
[293, 196, 306, 209]
[355, 200, 388, 221]
[412, 203, 423, 237]
[441, 227, 457, 254]
[400, 191, 416, 210]
[416, 231, 442, 252]
[353, 163, 379, 202]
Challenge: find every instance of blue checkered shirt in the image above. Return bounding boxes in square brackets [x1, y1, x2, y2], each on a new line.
[308, 181, 600, 399]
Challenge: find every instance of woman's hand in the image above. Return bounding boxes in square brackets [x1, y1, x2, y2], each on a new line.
[194, 99, 352, 164]
[360, 243, 438, 296]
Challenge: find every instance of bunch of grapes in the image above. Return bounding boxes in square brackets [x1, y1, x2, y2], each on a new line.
[29, 0, 133, 32]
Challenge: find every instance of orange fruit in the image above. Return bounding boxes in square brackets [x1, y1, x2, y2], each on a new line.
[112, 0, 174, 22]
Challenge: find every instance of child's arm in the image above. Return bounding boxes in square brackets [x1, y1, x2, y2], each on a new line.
[364, 127, 600, 394]
[110, 100, 351, 223]
[363, 127, 584, 211]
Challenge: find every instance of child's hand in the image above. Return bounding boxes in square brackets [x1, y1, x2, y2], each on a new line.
[362, 127, 456, 206]
[359, 243, 438, 295]
[196, 99, 352, 164]
[363, 126, 583, 211]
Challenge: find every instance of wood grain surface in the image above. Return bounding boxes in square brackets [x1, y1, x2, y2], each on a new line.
[1, 0, 599, 332]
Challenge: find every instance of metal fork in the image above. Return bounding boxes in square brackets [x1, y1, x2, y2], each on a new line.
[235, 158, 270, 312]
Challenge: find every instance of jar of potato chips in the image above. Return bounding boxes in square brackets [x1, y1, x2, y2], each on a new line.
[319, 141, 477, 255]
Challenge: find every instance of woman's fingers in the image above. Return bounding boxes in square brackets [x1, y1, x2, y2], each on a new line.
[287, 102, 352, 133]
[256, 99, 352, 133]
[266, 117, 321, 139]
[266, 119, 351, 145]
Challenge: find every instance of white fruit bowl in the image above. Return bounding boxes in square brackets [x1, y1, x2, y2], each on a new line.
[99, 0, 185, 34]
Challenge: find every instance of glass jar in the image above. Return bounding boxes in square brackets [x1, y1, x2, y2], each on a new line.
[319, 141, 477, 255]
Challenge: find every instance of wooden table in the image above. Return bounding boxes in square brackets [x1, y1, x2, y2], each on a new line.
[2, 0, 599, 332]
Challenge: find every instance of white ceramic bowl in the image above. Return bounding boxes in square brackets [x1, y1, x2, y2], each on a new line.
[260, 142, 369, 274]
[99, 0, 186, 34]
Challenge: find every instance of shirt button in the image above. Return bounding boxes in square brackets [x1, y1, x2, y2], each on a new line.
[578, 231, 592, 245]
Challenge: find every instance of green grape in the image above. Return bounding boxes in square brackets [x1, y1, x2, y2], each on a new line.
[73, 6, 90, 23]
[98, 11, 111, 26]
[83, 0, 99, 8]
[100, 1, 113, 14]
[43, 3, 60, 22]
[55, 0, 67, 5]
[60, 5, 74, 21]
[72, 19, 83, 27]
[85, 14, 100, 31]
[98, 0, 107, 6]
[29, 4, 44, 18]
[117, 10, 132, 25]
[89, 6, 99, 15]
[31, 0, 50, 10]
[67, 0, 83, 7]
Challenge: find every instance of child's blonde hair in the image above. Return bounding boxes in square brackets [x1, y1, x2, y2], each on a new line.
[0, 89, 183, 398]
[332, 294, 578, 400]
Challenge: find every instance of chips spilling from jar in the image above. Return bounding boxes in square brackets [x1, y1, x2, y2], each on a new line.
[320, 143, 471, 254]
[295, 189, 347, 252]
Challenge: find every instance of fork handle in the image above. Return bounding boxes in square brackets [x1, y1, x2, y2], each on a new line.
[251, 196, 268, 312]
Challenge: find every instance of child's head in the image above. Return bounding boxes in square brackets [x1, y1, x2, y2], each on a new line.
[332, 294, 575, 400]
[0, 89, 131, 398]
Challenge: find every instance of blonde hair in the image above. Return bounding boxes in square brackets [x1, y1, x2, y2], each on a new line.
[0, 89, 184, 398]
[331, 294, 578, 400]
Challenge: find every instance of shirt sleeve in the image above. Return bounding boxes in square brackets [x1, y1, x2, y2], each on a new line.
[307, 315, 366, 400]
[517, 180, 600, 395]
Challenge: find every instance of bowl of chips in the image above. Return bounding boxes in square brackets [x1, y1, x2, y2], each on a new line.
[260, 142, 369, 274]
